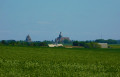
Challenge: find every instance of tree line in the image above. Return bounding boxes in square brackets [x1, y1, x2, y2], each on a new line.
[72, 39, 120, 48]
[73, 41, 101, 48]
[0, 40, 48, 47]
[0, 39, 119, 47]
[95, 39, 118, 44]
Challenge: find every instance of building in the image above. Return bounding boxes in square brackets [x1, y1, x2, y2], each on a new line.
[55, 32, 70, 44]
[26, 35, 32, 42]
[48, 44, 63, 47]
[98, 43, 108, 48]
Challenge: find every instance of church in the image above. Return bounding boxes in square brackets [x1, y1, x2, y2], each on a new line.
[55, 32, 70, 43]
[25, 32, 70, 43]
[26, 35, 32, 42]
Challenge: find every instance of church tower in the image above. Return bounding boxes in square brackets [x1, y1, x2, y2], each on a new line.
[55, 32, 70, 44]
[26, 35, 32, 42]
[59, 32, 62, 38]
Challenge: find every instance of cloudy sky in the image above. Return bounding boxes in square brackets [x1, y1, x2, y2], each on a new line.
[0, 0, 120, 41]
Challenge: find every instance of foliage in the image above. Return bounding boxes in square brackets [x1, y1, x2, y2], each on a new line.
[0, 40, 48, 47]
[95, 39, 117, 44]
[43, 40, 54, 44]
[39, 42, 48, 46]
[84, 42, 101, 48]
[109, 44, 120, 48]
[79, 42, 86, 46]
[117, 40, 120, 44]
[0, 46, 120, 77]
[1, 40, 6, 45]
[73, 41, 101, 48]
[73, 41, 79, 46]
[63, 39, 72, 44]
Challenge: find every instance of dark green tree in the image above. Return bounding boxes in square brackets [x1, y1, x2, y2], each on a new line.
[73, 41, 79, 46]
[1, 40, 6, 45]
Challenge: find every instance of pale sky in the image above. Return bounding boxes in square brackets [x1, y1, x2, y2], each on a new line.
[0, 0, 120, 41]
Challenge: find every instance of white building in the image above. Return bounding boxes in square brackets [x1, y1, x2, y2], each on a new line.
[98, 43, 108, 48]
[48, 44, 63, 47]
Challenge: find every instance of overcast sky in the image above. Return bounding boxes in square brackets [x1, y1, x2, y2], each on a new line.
[0, 0, 120, 41]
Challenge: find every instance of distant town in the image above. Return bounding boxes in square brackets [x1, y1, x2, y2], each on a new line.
[0, 32, 120, 48]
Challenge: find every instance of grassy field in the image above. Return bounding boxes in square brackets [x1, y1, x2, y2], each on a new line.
[109, 44, 120, 48]
[0, 46, 120, 77]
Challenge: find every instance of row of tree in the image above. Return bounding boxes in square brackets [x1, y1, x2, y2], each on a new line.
[95, 39, 118, 44]
[43, 39, 120, 44]
[0, 39, 120, 47]
[0, 40, 48, 47]
[73, 41, 101, 48]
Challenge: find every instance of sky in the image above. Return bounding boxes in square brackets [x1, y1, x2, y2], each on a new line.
[0, 0, 120, 41]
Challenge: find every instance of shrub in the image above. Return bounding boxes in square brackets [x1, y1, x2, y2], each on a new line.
[84, 42, 101, 48]
[79, 42, 86, 47]
[73, 41, 101, 48]
[73, 41, 79, 46]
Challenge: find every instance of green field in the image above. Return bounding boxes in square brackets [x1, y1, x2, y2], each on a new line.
[109, 44, 120, 48]
[0, 46, 120, 77]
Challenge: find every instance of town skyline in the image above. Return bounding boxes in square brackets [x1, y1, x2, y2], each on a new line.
[0, 32, 119, 42]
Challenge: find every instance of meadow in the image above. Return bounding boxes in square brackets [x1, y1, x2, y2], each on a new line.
[109, 44, 120, 48]
[0, 46, 120, 77]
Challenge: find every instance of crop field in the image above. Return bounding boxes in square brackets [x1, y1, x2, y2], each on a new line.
[0, 46, 120, 77]
[109, 44, 120, 48]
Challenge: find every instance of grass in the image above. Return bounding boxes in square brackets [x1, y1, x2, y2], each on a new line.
[0, 46, 120, 77]
[109, 44, 120, 48]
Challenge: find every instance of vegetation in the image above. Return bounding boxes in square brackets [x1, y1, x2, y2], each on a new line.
[73, 41, 101, 48]
[95, 39, 118, 44]
[109, 44, 120, 48]
[1, 39, 119, 47]
[0, 46, 120, 77]
[0, 40, 48, 47]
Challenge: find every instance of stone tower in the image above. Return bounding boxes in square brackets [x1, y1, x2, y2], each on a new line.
[55, 32, 70, 44]
[26, 35, 32, 42]
[59, 32, 62, 38]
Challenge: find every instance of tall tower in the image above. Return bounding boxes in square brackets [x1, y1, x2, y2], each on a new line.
[26, 35, 32, 42]
[55, 32, 70, 44]
[59, 32, 62, 38]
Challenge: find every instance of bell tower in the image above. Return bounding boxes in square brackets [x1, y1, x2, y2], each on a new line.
[59, 32, 62, 38]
